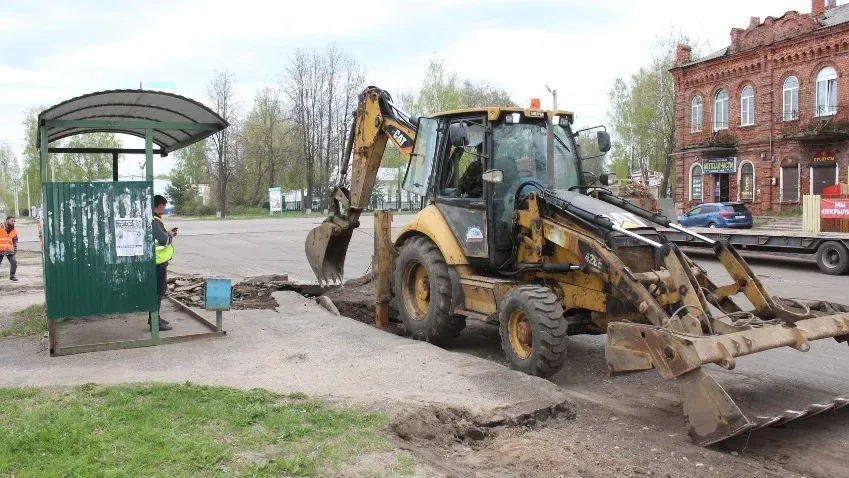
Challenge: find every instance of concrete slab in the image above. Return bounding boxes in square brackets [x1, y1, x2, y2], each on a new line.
[0, 290, 568, 418]
[52, 300, 213, 349]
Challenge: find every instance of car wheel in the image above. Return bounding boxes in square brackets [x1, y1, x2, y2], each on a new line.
[708, 222, 717, 228]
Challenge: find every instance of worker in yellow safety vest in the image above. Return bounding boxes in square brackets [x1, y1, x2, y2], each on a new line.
[152, 195, 177, 331]
[0, 215, 18, 281]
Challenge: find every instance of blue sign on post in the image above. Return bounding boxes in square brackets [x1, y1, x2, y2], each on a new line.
[205, 279, 232, 311]
[702, 157, 737, 174]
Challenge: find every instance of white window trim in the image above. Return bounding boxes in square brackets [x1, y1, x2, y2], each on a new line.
[783, 76, 799, 121]
[714, 89, 729, 131]
[737, 160, 756, 201]
[808, 164, 840, 195]
[814, 67, 838, 117]
[689, 162, 704, 201]
[740, 86, 754, 126]
[691, 96, 703, 132]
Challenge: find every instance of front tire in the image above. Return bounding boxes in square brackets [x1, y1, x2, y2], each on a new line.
[498, 285, 568, 377]
[393, 236, 465, 345]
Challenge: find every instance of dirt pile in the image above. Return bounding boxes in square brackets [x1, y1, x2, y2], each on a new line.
[167, 276, 290, 310]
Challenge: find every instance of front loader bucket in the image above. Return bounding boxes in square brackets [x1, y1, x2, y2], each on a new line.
[606, 307, 849, 446]
[305, 222, 353, 286]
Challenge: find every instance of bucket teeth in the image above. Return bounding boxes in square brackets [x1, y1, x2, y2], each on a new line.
[720, 397, 849, 442]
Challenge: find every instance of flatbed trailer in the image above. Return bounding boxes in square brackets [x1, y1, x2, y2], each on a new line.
[659, 227, 849, 275]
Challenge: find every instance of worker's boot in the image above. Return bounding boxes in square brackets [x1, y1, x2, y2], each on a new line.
[9, 276, 17, 282]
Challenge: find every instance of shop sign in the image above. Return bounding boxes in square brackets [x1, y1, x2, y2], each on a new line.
[821, 199, 849, 218]
[812, 151, 836, 164]
[702, 157, 736, 174]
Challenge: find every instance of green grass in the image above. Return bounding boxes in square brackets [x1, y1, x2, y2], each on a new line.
[0, 383, 390, 477]
[0, 304, 47, 338]
[758, 206, 803, 217]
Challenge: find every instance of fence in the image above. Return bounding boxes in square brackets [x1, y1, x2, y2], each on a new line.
[280, 197, 425, 213]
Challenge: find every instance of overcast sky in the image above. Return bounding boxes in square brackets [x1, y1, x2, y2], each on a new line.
[0, 0, 814, 176]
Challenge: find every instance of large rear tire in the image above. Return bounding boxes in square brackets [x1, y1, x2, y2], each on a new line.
[498, 285, 568, 377]
[816, 241, 849, 275]
[393, 236, 465, 345]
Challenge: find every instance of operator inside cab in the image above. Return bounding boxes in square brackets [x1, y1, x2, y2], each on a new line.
[454, 142, 484, 198]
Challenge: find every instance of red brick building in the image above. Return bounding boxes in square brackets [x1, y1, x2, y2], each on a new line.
[671, 0, 849, 215]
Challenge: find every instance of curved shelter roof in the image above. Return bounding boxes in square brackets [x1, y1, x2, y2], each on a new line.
[37, 89, 228, 154]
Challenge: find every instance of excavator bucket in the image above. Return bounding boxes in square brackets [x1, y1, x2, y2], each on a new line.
[305, 220, 352, 286]
[604, 240, 849, 446]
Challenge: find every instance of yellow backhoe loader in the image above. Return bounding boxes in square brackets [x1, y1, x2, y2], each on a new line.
[306, 86, 849, 446]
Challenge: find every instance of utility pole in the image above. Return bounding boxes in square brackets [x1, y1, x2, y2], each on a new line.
[13, 180, 19, 217]
[545, 85, 558, 110]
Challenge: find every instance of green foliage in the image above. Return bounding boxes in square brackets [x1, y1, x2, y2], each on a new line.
[53, 133, 123, 182]
[403, 57, 517, 116]
[0, 383, 388, 477]
[0, 145, 21, 214]
[607, 31, 703, 197]
[0, 304, 47, 338]
[165, 168, 201, 215]
[20, 106, 46, 210]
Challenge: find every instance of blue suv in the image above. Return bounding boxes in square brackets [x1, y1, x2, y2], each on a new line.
[677, 202, 753, 229]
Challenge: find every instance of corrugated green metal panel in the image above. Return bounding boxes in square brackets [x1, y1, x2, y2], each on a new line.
[42, 181, 157, 320]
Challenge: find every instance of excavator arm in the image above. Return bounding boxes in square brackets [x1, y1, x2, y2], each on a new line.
[306, 87, 417, 285]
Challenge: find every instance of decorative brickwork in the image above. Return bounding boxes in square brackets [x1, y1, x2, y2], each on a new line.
[671, 1, 849, 214]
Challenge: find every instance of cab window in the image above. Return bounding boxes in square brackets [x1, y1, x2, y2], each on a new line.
[403, 117, 439, 197]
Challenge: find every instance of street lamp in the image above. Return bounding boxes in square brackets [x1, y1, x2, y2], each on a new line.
[545, 85, 558, 110]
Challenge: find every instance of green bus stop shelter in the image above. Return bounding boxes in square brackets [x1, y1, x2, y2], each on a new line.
[37, 89, 229, 355]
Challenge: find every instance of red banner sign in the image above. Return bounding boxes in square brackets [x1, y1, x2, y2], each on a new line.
[821, 198, 849, 218]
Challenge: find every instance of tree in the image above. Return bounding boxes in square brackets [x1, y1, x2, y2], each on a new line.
[20, 106, 47, 208]
[164, 168, 199, 215]
[282, 44, 364, 210]
[53, 133, 122, 181]
[206, 69, 241, 218]
[240, 83, 293, 205]
[607, 31, 704, 198]
[0, 145, 21, 215]
[402, 57, 517, 116]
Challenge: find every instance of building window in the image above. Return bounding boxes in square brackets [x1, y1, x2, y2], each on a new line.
[714, 89, 729, 130]
[739, 162, 754, 201]
[691, 96, 703, 132]
[690, 164, 703, 200]
[783, 76, 799, 120]
[815, 66, 837, 117]
[781, 165, 799, 203]
[740, 86, 754, 126]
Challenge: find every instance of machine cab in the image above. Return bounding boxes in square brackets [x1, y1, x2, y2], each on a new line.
[402, 107, 609, 270]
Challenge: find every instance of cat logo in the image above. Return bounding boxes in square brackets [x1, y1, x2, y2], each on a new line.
[392, 129, 408, 147]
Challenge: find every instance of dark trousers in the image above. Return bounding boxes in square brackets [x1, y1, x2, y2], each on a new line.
[0, 254, 16, 278]
[156, 262, 168, 311]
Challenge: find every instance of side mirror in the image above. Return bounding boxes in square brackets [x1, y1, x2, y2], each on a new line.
[449, 122, 468, 147]
[597, 130, 611, 153]
[600, 173, 612, 186]
[481, 169, 504, 184]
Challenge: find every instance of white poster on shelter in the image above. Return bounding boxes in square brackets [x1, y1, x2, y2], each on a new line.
[115, 218, 145, 257]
